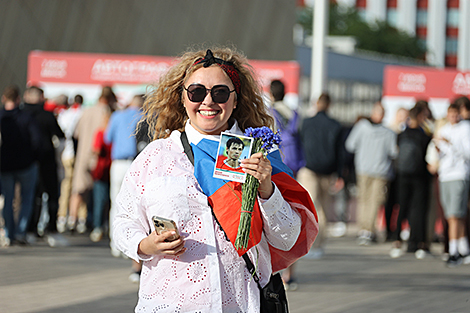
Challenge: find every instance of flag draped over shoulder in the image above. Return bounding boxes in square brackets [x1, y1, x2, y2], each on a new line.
[192, 138, 318, 272]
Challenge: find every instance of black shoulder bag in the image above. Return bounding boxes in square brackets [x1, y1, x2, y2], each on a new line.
[242, 254, 289, 312]
[180, 131, 288, 313]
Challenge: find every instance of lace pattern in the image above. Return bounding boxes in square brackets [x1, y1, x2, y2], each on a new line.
[113, 131, 301, 312]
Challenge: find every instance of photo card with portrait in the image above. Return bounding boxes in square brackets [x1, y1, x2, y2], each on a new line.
[213, 132, 254, 183]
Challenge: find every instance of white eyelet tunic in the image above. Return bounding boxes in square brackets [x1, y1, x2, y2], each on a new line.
[113, 123, 301, 313]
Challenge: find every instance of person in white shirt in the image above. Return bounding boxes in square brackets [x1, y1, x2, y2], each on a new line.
[434, 103, 470, 267]
[112, 47, 318, 312]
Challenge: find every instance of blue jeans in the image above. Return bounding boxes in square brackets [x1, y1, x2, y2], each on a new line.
[1, 163, 38, 241]
[92, 180, 109, 229]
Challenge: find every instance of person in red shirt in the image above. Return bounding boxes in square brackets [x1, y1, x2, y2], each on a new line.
[89, 116, 112, 242]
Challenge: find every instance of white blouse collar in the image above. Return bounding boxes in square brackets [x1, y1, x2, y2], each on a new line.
[183, 119, 243, 145]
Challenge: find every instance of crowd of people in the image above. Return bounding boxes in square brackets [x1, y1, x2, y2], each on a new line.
[1, 45, 470, 310]
[365, 97, 470, 269]
[264, 77, 470, 293]
[277, 88, 470, 272]
[0, 84, 147, 281]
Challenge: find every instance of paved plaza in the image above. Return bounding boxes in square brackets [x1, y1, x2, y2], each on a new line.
[1, 226, 470, 313]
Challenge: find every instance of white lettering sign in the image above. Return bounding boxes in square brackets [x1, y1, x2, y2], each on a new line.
[91, 59, 170, 82]
[452, 73, 470, 95]
[41, 59, 67, 78]
[397, 73, 426, 93]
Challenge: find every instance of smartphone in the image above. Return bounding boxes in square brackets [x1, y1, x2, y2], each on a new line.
[152, 216, 180, 242]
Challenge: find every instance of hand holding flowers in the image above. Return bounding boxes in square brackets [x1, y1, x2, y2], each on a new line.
[235, 127, 281, 250]
[240, 151, 273, 199]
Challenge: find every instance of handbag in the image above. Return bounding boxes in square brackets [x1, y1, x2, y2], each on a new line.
[242, 254, 289, 313]
[180, 131, 289, 312]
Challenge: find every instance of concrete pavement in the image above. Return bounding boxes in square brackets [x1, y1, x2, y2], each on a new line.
[1, 226, 469, 313]
[289, 230, 470, 313]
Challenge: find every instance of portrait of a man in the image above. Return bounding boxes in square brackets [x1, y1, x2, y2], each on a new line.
[216, 137, 245, 173]
[214, 133, 253, 183]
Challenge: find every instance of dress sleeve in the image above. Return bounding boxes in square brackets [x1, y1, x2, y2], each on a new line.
[258, 183, 301, 251]
[113, 163, 154, 262]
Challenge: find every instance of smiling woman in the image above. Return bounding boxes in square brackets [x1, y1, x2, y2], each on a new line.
[142, 47, 274, 139]
[112, 47, 318, 312]
[183, 66, 237, 135]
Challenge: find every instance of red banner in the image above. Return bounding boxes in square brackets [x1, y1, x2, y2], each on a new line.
[27, 51, 300, 94]
[383, 65, 470, 99]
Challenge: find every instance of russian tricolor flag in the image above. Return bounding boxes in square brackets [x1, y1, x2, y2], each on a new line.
[192, 138, 318, 272]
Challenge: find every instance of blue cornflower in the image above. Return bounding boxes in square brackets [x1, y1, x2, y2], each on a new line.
[244, 126, 281, 153]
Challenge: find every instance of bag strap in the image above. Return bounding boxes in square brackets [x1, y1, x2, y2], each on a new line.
[242, 253, 263, 290]
[180, 131, 194, 165]
[180, 131, 263, 290]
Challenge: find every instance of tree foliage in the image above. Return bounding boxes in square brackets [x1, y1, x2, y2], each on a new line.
[296, 4, 426, 60]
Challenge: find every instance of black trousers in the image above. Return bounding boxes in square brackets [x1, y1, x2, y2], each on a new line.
[392, 174, 430, 249]
[384, 176, 398, 238]
[28, 157, 59, 234]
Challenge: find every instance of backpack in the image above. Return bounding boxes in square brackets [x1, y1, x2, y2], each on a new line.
[273, 109, 305, 174]
[135, 121, 152, 156]
[396, 134, 423, 175]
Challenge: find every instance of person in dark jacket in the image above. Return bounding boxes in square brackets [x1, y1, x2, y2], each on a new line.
[298, 93, 343, 256]
[22, 86, 65, 245]
[331, 125, 355, 238]
[0, 85, 41, 245]
[389, 106, 432, 259]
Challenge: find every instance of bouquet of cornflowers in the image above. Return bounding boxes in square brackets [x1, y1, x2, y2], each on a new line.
[234, 126, 282, 250]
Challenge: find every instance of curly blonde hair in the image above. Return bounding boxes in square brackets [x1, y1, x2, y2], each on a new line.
[141, 46, 274, 140]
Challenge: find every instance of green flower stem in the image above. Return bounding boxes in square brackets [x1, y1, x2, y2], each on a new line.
[234, 138, 264, 250]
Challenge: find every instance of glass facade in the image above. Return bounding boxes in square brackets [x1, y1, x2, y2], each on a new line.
[357, 8, 366, 21]
[446, 9, 459, 28]
[387, 9, 398, 28]
[416, 9, 427, 27]
[445, 38, 458, 54]
[352, 1, 465, 68]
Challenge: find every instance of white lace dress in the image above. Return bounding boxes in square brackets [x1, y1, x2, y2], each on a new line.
[113, 125, 301, 313]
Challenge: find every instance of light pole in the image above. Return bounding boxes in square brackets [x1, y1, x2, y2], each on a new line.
[310, 0, 329, 102]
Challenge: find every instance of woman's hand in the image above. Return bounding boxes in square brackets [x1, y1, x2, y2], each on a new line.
[138, 231, 186, 256]
[241, 151, 274, 199]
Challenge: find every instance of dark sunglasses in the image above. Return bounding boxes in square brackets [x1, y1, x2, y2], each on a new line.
[184, 84, 235, 104]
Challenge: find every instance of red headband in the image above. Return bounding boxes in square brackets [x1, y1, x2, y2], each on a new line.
[193, 49, 241, 95]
